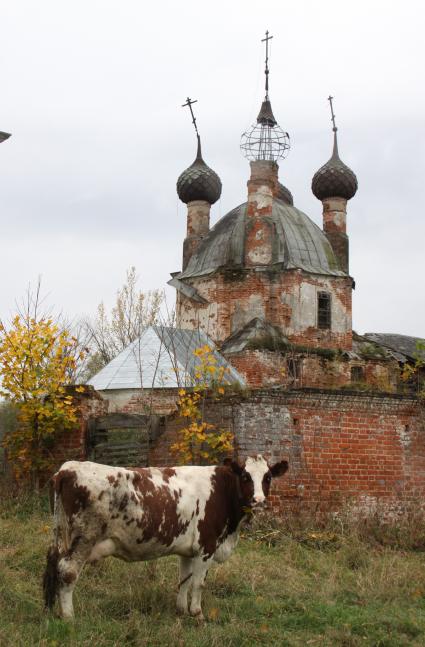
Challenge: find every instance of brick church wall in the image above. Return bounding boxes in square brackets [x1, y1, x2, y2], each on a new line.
[176, 269, 353, 351]
[228, 351, 398, 391]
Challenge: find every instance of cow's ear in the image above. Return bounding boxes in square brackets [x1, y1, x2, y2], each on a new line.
[223, 458, 243, 475]
[270, 460, 289, 477]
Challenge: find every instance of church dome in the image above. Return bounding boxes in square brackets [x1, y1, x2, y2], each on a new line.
[277, 182, 293, 206]
[312, 132, 358, 201]
[177, 136, 222, 205]
[176, 199, 346, 281]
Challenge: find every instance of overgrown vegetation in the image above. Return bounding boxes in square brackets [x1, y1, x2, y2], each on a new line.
[0, 286, 85, 488]
[2, 491, 425, 646]
[245, 334, 338, 360]
[357, 343, 388, 361]
[172, 345, 234, 464]
[400, 339, 425, 399]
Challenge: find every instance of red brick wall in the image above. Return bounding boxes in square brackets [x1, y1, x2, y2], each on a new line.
[51, 386, 108, 469]
[147, 389, 425, 516]
[228, 350, 398, 391]
[61, 385, 425, 517]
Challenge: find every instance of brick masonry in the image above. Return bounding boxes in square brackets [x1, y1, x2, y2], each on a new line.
[228, 350, 399, 390]
[55, 385, 425, 516]
[148, 388, 425, 516]
[52, 386, 108, 466]
[177, 269, 353, 351]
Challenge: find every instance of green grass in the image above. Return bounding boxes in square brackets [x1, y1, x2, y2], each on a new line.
[2, 495, 425, 646]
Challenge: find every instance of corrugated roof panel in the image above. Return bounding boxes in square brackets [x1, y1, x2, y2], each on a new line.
[88, 326, 245, 391]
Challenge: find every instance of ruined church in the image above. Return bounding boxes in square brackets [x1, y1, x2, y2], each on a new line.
[82, 36, 424, 515]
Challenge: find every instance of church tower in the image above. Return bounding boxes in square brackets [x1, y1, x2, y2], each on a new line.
[170, 34, 357, 385]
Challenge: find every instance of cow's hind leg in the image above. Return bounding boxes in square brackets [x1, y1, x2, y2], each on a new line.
[57, 538, 94, 620]
[189, 556, 212, 620]
[176, 556, 192, 615]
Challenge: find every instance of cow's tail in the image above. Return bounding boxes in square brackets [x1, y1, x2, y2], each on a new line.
[42, 473, 71, 610]
[43, 544, 60, 610]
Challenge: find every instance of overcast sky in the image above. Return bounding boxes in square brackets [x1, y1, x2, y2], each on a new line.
[0, 0, 424, 337]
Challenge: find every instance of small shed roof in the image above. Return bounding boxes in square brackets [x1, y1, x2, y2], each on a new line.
[87, 326, 245, 391]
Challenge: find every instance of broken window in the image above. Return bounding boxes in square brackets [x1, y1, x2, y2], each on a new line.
[350, 366, 364, 382]
[317, 292, 331, 330]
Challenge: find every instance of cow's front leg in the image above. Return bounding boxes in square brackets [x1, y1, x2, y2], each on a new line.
[189, 556, 212, 620]
[176, 556, 192, 615]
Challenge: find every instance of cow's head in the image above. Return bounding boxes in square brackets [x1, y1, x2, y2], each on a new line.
[224, 454, 288, 510]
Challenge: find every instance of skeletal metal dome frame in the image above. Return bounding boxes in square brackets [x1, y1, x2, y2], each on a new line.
[240, 122, 290, 162]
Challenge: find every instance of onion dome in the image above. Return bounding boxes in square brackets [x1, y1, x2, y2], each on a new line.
[312, 130, 358, 201]
[177, 135, 222, 205]
[277, 182, 293, 205]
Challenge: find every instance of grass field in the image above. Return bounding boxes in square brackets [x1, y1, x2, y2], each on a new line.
[2, 493, 425, 646]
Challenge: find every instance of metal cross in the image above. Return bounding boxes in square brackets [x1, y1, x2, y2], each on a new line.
[261, 30, 273, 96]
[182, 97, 199, 136]
[328, 95, 337, 132]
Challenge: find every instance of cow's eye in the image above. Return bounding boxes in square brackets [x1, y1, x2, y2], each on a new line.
[242, 473, 251, 482]
[264, 474, 272, 483]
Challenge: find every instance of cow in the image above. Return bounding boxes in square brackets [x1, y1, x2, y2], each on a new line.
[43, 455, 288, 620]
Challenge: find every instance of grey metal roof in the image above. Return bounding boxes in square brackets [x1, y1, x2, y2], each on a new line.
[88, 326, 245, 391]
[174, 200, 344, 281]
[364, 333, 425, 362]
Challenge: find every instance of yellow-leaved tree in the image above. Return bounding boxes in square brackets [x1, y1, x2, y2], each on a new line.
[171, 345, 234, 465]
[400, 340, 425, 398]
[0, 301, 84, 487]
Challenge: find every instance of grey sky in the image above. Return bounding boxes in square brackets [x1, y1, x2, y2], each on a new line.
[1, 0, 424, 337]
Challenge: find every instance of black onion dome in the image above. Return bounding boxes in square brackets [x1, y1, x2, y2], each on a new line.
[312, 132, 358, 201]
[177, 136, 222, 205]
[277, 182, 293, 206]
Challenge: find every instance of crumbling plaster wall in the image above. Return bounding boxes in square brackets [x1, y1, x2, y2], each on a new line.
[176, 268, 352, 350]
[97, 388, 179, 416]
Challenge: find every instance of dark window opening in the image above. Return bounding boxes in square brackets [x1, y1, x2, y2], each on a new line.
[287, 358, 300, 383]
[317, 292, 331, 330]
[351, 366, 364, 382]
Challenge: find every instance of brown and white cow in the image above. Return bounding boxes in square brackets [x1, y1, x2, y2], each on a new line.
[43, 455, 288, 620]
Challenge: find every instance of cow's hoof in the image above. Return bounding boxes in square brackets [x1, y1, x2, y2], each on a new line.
[176, 605, 188, 616]
[190, 609, 204, 623]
